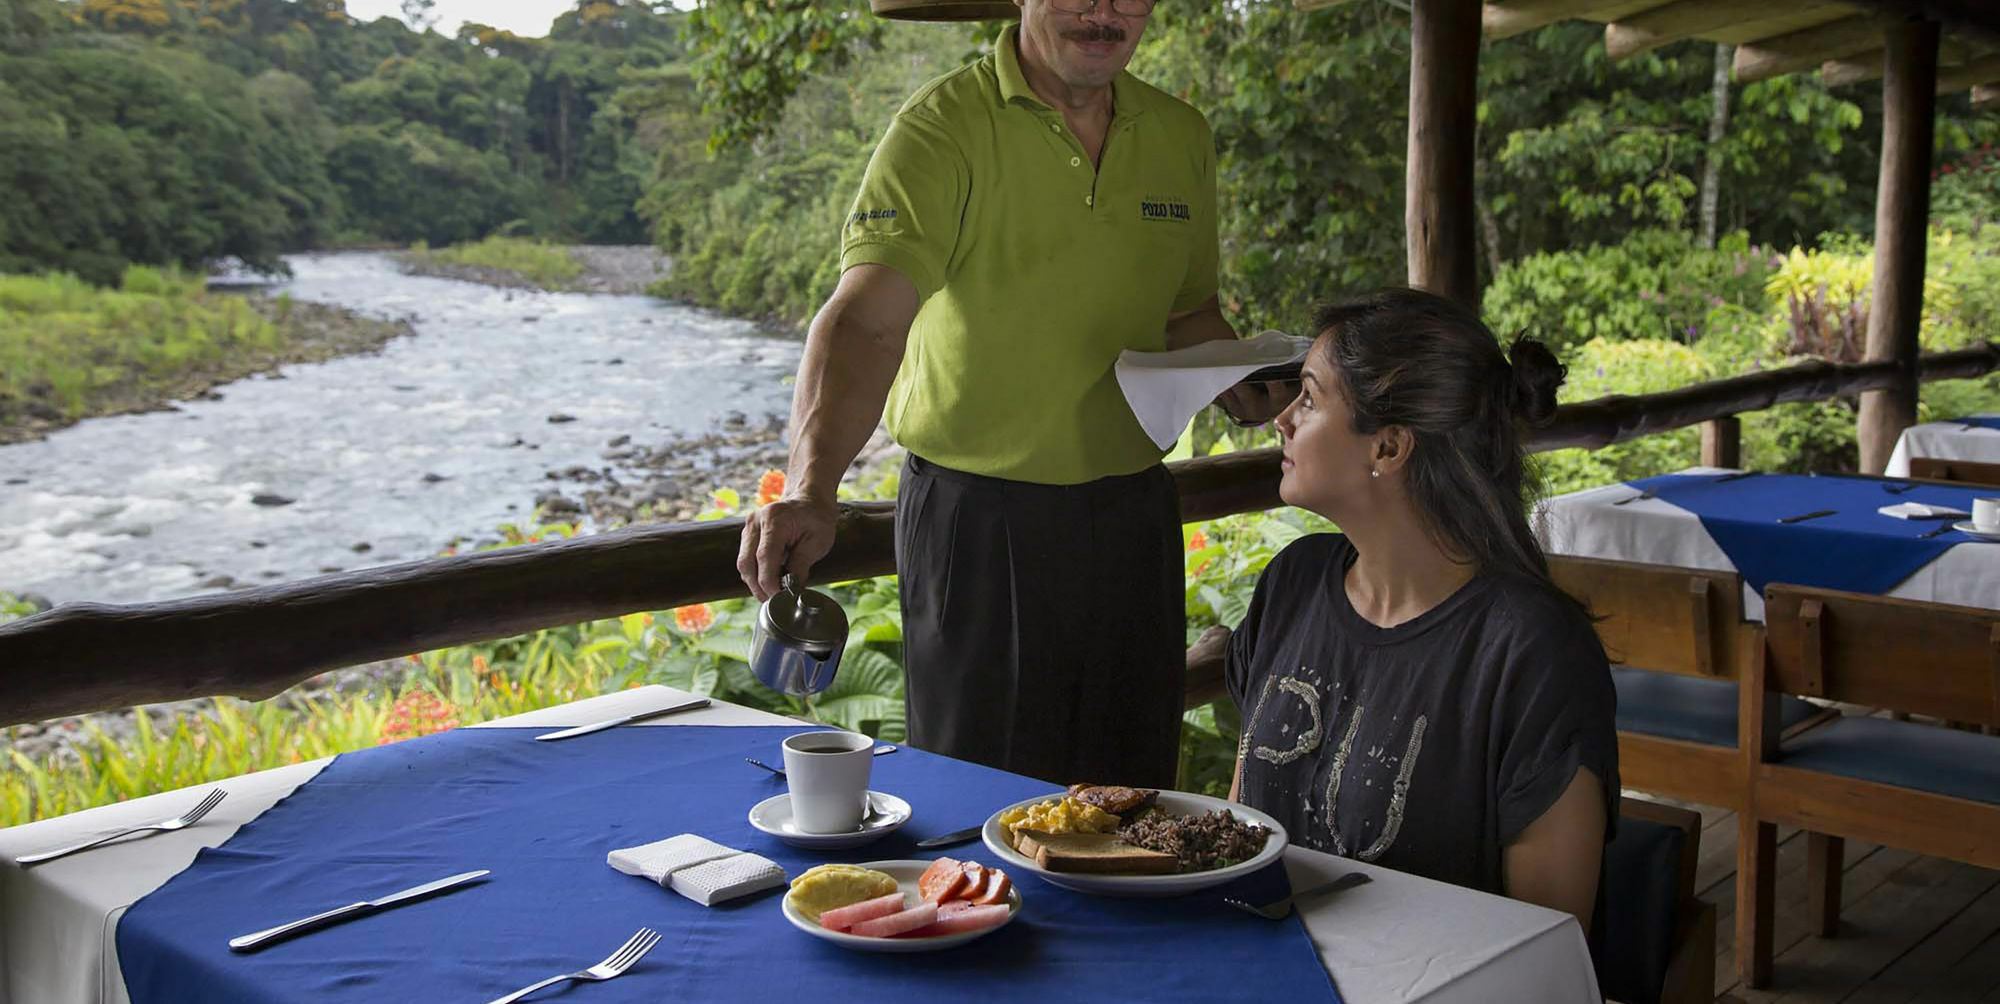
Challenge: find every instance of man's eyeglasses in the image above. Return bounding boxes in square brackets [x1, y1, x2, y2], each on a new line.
[1048, 0, 1156, 17]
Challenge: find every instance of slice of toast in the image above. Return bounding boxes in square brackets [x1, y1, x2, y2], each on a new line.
[1013, 829, 1179, 874]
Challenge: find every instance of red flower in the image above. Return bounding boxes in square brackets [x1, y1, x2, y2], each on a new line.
[1187, 529, 1210, 551]
[756, 469, 786, 508]
[379, 690, 459, 744]
[673, 604, 714, 634]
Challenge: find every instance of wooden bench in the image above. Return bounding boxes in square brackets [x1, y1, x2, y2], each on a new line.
[1908, 456, 2000, 486]
[1735, 584, 2000, 988]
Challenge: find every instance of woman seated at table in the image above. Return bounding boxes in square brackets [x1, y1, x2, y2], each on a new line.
[1194, 288, 1617, 927]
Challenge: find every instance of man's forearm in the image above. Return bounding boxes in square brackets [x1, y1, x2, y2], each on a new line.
[786, 300, 907, 504]
[1164, 296, 1238, 350]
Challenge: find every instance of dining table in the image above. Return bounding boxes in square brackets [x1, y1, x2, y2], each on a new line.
[1536, 466, 2000, 621]
[0, 685, 1603, 1004]
[1884, 415, 2000, 477]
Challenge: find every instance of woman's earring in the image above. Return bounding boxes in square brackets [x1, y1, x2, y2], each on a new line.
[1369, 468, 1379, 479]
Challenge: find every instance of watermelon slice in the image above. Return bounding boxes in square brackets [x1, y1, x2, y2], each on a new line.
[817, 892, 907, 932]
[849, 902, 939, 938]
[899, 904, 1011, 938]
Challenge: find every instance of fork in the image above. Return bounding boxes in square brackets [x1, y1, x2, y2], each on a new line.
[1920, 524, 1957, 539]
[1612, 489, 1656, 506]
[1224, 871, 1371, 920]
[16, 789, 227, 866]
[485, 928, 660, 1004]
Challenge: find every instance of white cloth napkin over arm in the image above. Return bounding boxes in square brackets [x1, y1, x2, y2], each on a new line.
[1878, 501, 1970, 519]
[1115, 330, 1311, 449]
[607, 833, 787, 906]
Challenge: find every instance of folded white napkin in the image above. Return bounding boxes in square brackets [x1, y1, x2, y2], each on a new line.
[1115, 330, 1311, 449]
[1878, 501, 1969, 520]
[608, 834, 787, 906]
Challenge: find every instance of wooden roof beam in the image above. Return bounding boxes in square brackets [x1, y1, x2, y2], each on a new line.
[1734, 15, 1889, 82]
[1606, 0, 1846, 61]
[1936, 55, 2000, 92]
[1822, 37, 1971, 85]
[1483, 0, 1632, 40]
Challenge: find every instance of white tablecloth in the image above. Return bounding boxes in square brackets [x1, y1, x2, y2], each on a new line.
[0, 686, 1600, 1004]
[1885, 417, 2000, 477]
[1536, 466, 2000, 620]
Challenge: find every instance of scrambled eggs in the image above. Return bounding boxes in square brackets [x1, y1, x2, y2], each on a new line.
[786, 863, 899, 921]
[998, 797, 1120, 841]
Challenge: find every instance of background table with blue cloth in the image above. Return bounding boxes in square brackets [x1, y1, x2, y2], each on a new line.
[1885, 414, 2000, 477]
[1537, 467, 2000, 621]
[0, 688, 1604, 1004]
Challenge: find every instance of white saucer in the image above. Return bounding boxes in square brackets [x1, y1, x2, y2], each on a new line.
[748, 791, 912, 849]
[1950, 521, 2000, 541]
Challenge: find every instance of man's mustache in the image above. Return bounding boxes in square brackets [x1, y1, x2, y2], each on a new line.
[1063, 25, 1127, 43]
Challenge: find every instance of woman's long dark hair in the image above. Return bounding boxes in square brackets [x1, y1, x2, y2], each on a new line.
[1313, 287, 1566, 585]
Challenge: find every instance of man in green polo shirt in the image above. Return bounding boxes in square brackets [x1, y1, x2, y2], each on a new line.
[738, 0, 1282, 787]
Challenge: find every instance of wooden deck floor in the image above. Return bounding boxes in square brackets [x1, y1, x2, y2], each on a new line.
[1634, 795, 2000, 1003]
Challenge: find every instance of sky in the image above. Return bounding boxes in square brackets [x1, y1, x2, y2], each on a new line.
[341, 1, 692, 39]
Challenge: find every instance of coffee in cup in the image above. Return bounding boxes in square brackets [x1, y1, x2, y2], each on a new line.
[1973, 497, 2000, 532]
[781, 730, 874, 833]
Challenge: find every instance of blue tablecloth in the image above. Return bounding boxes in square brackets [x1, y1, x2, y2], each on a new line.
[117, 725, 1339, 1003]
[1625, 472, 1986, 595]
[1956, 416, 2000, 431]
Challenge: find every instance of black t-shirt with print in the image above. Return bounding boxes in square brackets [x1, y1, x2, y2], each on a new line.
[1226, 534, 1618, 896]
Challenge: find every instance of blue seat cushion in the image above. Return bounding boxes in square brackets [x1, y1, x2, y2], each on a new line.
[1613, 668, 1823, 747]
[1593, 815, 1683, 1004]
[1780, 715, 2000, 806]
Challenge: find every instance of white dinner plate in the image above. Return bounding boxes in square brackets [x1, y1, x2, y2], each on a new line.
[1950, 521, 2000, 541]
[748, 791, 911, 849]
[980, 789, 1288, 897]
[780, 859, 1022, 952]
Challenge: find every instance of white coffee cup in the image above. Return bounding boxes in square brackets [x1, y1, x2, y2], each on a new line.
[782, 730, 874, 833]
[1973, 497, 2000, 532]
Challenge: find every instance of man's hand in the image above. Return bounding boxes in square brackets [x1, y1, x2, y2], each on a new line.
[1186, 624, 1231, 670]
[1215, 379, 1300, 427]
[737, 495, 839, 602]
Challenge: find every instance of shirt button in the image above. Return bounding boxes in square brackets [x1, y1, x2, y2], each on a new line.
[1070, 156, 1081, 167]
[1085, 194, 1094, 206]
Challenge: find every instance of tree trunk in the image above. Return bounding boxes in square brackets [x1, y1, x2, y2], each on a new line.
[1698, 42, 1733, 251]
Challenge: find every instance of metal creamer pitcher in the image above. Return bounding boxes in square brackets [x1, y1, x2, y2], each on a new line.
[749, 573, 847, 696]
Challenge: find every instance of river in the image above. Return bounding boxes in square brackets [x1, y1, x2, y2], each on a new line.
[0, 252, 800, 606]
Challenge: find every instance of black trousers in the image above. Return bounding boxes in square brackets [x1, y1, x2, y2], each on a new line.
[895, 453, 1185, 789]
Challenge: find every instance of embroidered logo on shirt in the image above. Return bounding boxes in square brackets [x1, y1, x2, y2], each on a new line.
[847, 208, 898, 226]
[1137, 197, 1191, 223]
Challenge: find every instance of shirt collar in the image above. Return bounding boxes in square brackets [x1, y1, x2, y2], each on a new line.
[993, 23, 1147, 123]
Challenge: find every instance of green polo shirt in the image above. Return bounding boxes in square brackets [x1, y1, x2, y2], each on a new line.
[839, 25, 1220, 485]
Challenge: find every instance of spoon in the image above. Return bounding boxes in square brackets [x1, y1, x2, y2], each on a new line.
[745, 744, 898, 777]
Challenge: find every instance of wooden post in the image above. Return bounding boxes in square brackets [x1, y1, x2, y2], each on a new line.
[1857, 18, 1939, 473]
[1701, 415, 1741, 468]
[1407, 0, 1481, 307]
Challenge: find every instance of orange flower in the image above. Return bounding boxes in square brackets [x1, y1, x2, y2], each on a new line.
[471, 654, 488, 675]
[378, 690, 460, 744]
[1187, 529, 1209, 551]
[673, 604, 714, 634]
[756, 469, 786, 508]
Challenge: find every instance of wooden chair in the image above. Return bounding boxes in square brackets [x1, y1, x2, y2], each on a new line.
[1908, 456, 2000, 486]
[1735, 585, 2000, 988]
[1548, 555, 1832, 809]
[1596, 797, 1716, 1004]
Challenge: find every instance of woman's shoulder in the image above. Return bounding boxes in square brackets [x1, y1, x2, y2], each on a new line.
[1471, 572, 1609, 672]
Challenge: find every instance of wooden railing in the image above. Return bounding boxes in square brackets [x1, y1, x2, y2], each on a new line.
[3, 343, 1995, 727]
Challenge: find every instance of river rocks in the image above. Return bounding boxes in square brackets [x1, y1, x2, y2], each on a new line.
[199, 575, 236, 589]
[606, 434, 630, 448]
[421, 472, 449, 483]
[547, 413, 576, 424]
[251, 492, 294, 507]
[352, 542, 372, 553]
[534, 491, 582, 517]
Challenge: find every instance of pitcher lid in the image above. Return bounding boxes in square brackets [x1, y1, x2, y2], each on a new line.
[763, 573, 847, 649]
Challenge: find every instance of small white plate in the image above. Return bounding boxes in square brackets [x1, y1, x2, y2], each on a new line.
[1950, 521, 2000, 541]
[748, 791, 911, 849]
[981, 789, 1288, 897]
[781, 859, 1021, 952]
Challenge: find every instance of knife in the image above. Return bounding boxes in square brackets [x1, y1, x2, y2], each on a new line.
[533, 698, 711, 741]
[228, 870, 490, 952]
[915, 825, 985, 849]
[1777, 509, 1837, 524]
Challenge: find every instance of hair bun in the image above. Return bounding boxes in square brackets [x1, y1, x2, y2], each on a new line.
[1507, 336, 1565, 427]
